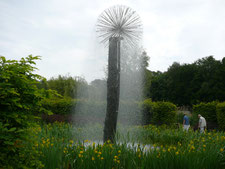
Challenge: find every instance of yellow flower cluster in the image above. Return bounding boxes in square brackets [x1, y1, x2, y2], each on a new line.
[64, 147, 68, 154]
[113, 155, 120, 164]
[30, 122, 225, 168]
[40, 138, 54, 148]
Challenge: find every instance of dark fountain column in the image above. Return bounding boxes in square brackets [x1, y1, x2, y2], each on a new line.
[103, 37, 121, 143]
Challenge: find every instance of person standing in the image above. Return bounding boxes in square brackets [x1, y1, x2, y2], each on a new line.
[183, 113, 190, 131]
[198, 114, 207, 133]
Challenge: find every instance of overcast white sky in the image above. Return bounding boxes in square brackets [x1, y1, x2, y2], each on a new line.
[1, 0, 225, 82]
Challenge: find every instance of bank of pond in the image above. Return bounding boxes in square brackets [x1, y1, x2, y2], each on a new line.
[7, 122, 225, 169]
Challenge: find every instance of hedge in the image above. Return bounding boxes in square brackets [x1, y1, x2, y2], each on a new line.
[216, 102, 225, 130]
[192, 102, 218, 129]
[193, 102, 218, 123]
[41, 98, 178, 126]
[152, 101, 177, 125]
[41, 98, 76, 115]
[140, 100, 177, 125]
[141, 99, 155, 125]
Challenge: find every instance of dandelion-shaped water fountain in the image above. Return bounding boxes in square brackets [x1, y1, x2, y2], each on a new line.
[96, 5, 142, 142]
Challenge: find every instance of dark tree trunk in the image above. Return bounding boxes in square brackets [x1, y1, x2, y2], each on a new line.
[103, 37, 121, 143]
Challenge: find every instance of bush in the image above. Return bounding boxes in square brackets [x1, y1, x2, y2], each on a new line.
[140, 100, 177, 125]
[216, 102, 225, 130]
[152, 101, 177, 125]
[41, 98, 76, 115]
[42, 98, 178, 126]
[0, 55, 48, 168]
[192, 102, 218, 129]
[46, 75, 89, 99]
[193, 102, 218, 122]
[76, 100, 106, 116]
[42, 98, 106, 116]
[176, 112, 185, 124]
[141, 99, 155, 125]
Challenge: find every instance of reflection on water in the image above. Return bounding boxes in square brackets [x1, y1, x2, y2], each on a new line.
[81, 140, 156, 152]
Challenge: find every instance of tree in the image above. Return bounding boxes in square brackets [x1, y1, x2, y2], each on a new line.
[166, 62, 198, 105]
[142, 51, 152, 98]
[46, 75, 88, 99]
[193, 56, 224, 102]
[148, 56, 225, 106]
[89, 79, 106, 101]
[0, 55, 48, 168]
[149, 71, 168, 101]
[120, 47, 150, 101]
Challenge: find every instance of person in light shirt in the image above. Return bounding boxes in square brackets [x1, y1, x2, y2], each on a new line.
[198, 114, 207, 133]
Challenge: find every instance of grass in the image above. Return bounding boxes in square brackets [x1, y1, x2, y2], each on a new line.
[24, 122, 225, 169]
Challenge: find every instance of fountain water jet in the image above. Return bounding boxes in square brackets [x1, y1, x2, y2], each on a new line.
[96, 5, 143, 142]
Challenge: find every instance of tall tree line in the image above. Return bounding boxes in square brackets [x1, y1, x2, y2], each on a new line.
[38, 75, 89, 99]
[149, 56, 225, 106]
[39, 55, 225, 107]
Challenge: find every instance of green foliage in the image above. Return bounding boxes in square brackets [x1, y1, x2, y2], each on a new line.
[30, 122, 225, 169]
[41, 98, 106, 117]
[149, 56, 225, 106]
[152, 101, 177, 125]
[41, 98, 76, 115]
[42, 98, 178, 126]
[216, 102, 225, 130]
[46, 75, 88, 99]
[143, 69, 152, 98]
[149, 72, 168, 101]
[120, 50, 150, 101]
[166, 63, 197, 106]
[0, 55, 47, 168]
[141, 100, 177, 125]
[193, 102, 218, 126]
[176, 112, 185, 124]
[141, 99, 154, 125]
[88, 79, 106, 101]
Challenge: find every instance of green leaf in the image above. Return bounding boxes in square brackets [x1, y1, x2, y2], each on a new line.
[8, 127, 16, 132]
[4, 141, 14, 145]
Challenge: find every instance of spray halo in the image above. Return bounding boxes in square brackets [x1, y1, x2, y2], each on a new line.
[96, 5, 143, 46]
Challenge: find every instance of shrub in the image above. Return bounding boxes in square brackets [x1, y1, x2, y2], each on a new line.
[193, 102, 218, 122]
[152, 101, 177, 125]
[141, 99, 155, 125]
[76, 100, 106, 116]
[192, 102, 218, 129]
[140, 100, 177, 125]
[0, 55, 48, 168]
[46, 75, 89, 99]
[216, 102, 225, 130]
[41, 98, 106, 116]
[176, 112, 185, 124]
[42, 98, 178, 126]
[41, 98, 76, 115]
